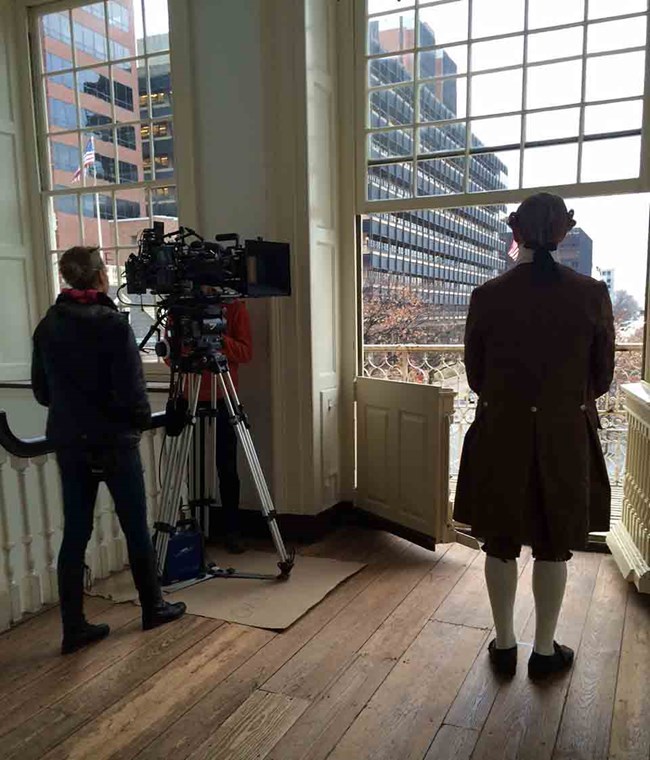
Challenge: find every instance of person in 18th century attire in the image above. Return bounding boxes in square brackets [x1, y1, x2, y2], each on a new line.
[453, 193, 615, 679]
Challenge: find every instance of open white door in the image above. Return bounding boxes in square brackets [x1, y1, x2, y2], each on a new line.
[356, 376, 456, 547]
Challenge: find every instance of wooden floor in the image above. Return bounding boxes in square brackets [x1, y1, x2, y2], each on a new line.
[1, 527, 649, 760]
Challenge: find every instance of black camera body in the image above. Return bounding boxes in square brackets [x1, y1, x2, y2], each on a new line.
[124, 222, 291, 299]
[124, 223, 291, 372]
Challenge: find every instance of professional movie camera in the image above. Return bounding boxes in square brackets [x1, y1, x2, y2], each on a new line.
[125, 222, 290, 372]
[123, 222, 294, 587]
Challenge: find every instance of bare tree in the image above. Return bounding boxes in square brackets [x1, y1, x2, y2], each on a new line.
[362, 272, 466, 345]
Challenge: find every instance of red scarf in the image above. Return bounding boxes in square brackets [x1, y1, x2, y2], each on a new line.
[60, 288, 101, 304]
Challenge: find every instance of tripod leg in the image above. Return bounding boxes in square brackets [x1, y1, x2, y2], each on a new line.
[157, 375, 203, 577]
[216, 372, 293, 574]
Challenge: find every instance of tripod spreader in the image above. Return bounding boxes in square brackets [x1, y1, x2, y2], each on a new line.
[154, 357, 295, 590]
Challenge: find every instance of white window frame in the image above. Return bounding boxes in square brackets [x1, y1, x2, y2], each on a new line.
[354, 0, 650, 215]
[13, 0, 197, 316]
[28, 0, 177, 294]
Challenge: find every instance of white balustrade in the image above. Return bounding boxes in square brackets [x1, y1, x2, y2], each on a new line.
[0, 434, 164, 631]
[364, 343, 643, 487]
[607, 383, 650, 592]
[33, 454, 58, 604]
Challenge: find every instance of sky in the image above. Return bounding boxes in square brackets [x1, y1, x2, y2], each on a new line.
[368, 0, 649, 302]
[131, 0, 170, 40]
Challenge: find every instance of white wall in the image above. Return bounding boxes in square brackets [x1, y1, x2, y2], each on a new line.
[182, 0, 344, 515]
[183, 0, 275, 509]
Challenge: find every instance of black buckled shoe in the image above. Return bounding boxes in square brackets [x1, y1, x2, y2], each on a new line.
[142, 600, 187, 631]
[488, 638, 518, 677]
[528, 641, 574, 680]
[61, 621, 110, 655]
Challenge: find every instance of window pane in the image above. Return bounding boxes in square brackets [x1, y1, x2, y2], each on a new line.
[81, 190, 116, 248]
[471, 69, 523, 117]
[471, 115, 522, 148]
[44, 51, 73, 75]
[49, 135, 82, 188]
[528, 0, 585, 29]
[367, 10, 416, 55]
[526, 60, 583, 109]
[115, 187, 147, 245]
[144, 0, 170, 53]
[416, 157, 466, 196]
[40, 12, 73, 68]
[523, 143, 578, 186]
[581, 136, 641, 181]
[584, 100, 643, 135]
[78, 65, 112, 108]
[587, 17, 647, 54]
[369, 54, 415, 86]
[472, 0, 525, 39]
[368, 161, 414, 200]
[150, 184, 178, 221]
[368, 0, 414, 14]
[419, 77, 466, 120]
[46, 93, 79, 133]
[418, 124, 466, 156]
[369, 129, 414, 160]
[369, 84, 415, 128]
[471, 36, 524, 72]
[418, 1, 469, 46]
[468, 150, 519, 192]
[527, 27, 585, 64]
[419, 46, 468, 78]
[526, 107, 581, 141]
[49, 193, 81, 251]
[586, 51, 646, 100]
[588, 0, 647, 20]
[72, 5, 108, 64]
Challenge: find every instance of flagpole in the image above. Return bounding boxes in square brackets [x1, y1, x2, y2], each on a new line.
[90, 137, 103, 251]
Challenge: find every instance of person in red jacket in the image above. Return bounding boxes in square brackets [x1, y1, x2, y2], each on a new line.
[201, 298, 252, 553]
[165, 297, 252, 553]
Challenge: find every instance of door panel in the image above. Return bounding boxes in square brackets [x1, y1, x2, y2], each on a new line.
[356, 376, 455, 543]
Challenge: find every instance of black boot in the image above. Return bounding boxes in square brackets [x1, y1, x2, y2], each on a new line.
[129, 554, 187, 631]
[59, 564, 110, 655]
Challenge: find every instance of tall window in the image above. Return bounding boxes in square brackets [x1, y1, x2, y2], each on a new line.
[30, 0, 177, 327]
[360, 0, 649, 207]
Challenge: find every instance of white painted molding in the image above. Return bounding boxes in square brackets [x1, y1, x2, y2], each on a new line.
[607, 522, 650, 594]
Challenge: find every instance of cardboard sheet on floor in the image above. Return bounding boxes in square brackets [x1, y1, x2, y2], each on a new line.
[89, 549, 365, 630]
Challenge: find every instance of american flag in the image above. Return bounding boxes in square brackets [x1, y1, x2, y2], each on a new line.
[72, 137, 95, 182]
[507, 238, 519, 263]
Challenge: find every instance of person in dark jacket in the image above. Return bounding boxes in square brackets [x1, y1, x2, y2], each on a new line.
[32, 246, 186, 654]
[453, 193, 615, 680]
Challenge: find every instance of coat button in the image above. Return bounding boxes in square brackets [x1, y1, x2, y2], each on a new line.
[483, 401, 488, 407]
[531, 406, 537, 413]
[580, 404, 586, 411]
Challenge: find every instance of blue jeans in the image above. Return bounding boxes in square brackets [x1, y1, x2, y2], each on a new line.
[56, 446, 155, 626]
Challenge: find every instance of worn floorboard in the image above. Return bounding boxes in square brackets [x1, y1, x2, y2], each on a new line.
[0, 531, 644, 760]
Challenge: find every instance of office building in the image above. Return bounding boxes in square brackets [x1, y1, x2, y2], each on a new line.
[363, 18, 508, 330]
[600, 268, 615, 293]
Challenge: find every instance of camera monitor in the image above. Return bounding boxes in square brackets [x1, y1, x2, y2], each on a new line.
[244, 240, 291, 298]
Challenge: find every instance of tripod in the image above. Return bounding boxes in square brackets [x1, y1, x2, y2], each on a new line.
[153, 355, 295, 590]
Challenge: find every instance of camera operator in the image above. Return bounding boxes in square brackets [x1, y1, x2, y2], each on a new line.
[31, 246, 186, 655]
[166, 290, 252, 553]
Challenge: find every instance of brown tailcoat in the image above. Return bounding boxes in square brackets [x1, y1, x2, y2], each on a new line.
[453, 264, 615, 550]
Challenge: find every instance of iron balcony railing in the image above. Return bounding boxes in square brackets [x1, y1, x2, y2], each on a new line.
[363, 343, 644, 489]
